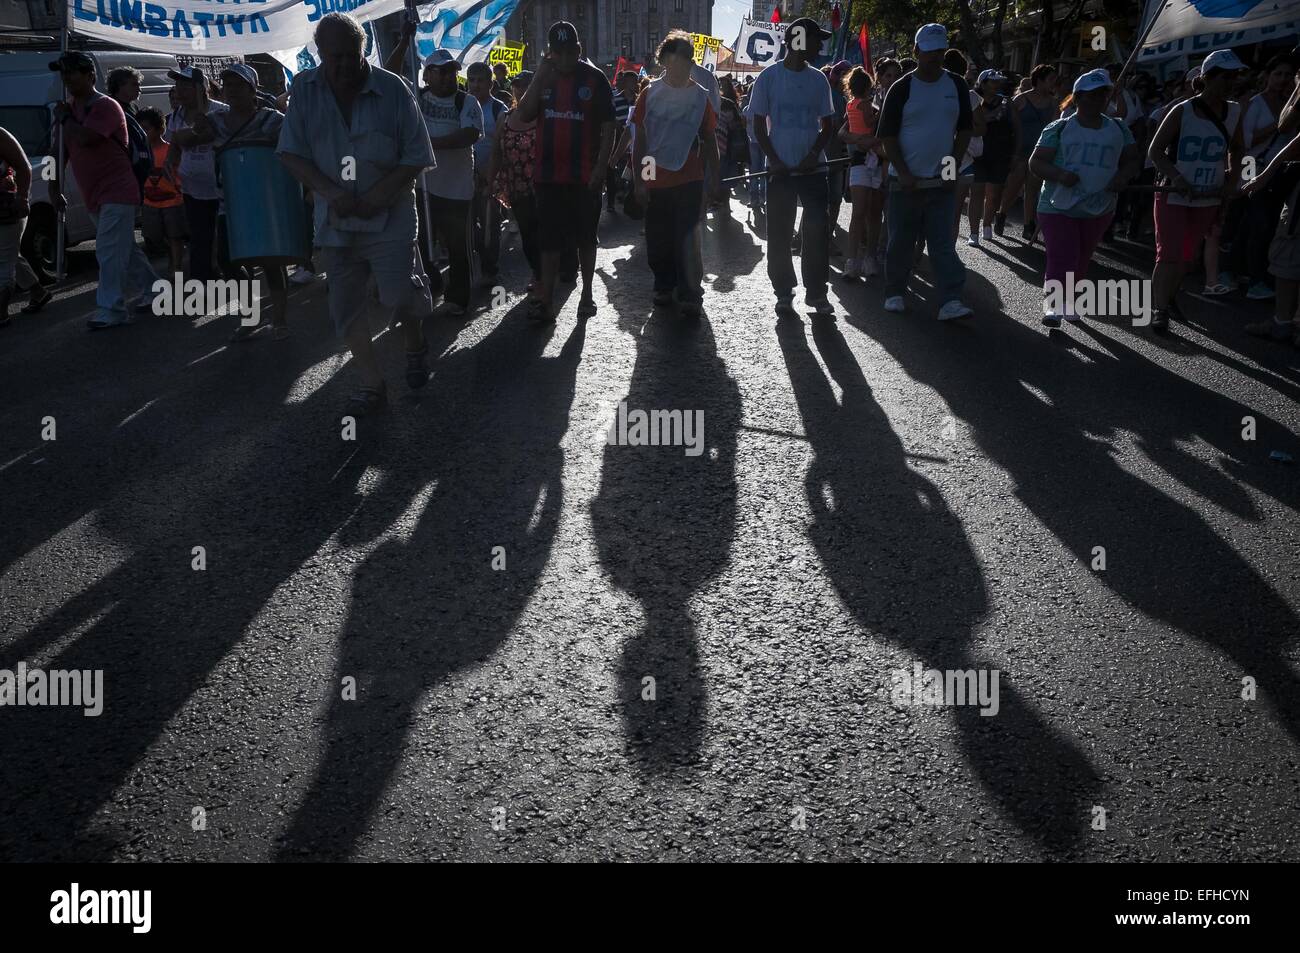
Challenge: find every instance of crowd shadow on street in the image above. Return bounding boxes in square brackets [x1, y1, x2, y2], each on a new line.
[840, 266, 1300, 756]
[276, 304, 581, 859]
[778, 315, 1102, 854]
[591, 238, 742, 776]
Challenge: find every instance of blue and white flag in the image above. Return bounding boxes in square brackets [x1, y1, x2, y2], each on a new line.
[1143, 0, 1300, 48]
[415, 0, 521, 65]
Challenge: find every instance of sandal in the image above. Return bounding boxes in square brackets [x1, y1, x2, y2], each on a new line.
[1201, 283, 1232, 296]
[344, 383, 388, 417]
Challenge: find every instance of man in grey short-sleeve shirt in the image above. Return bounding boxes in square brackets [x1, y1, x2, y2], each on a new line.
[278, 12, 437, 415]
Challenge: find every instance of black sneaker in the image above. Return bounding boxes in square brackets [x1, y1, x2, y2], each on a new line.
[993, 212, 1007, 237]
[1151, 308, 1172, 333]
[1041, 313, 1062, 329]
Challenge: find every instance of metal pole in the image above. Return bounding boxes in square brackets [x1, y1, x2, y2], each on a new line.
[1112, 0, 1170, 98]
[405, 0, 436, 266]
[56, 17, 68, 280]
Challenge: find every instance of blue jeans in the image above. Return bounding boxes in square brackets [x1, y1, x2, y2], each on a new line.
[885, 186, 966, 304]
[90, 204, 158, 320]
[747, 140, 766, 205]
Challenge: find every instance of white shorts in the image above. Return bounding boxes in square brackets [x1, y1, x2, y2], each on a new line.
[849, 160, 882, 190]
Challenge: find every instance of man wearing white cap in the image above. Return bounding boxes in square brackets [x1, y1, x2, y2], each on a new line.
[1148, 48, 1246, 332]
[877, 23, 974, 320]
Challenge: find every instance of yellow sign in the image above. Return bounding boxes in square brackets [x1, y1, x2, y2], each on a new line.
[691, 33, 722, 69]
[489, 41, 526, 76]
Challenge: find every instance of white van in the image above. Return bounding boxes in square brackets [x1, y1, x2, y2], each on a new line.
[0, 48, 178, 272]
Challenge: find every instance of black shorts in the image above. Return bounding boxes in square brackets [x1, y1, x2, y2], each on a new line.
[973, 154, 1012, 185]
[535, 182, 601, 253]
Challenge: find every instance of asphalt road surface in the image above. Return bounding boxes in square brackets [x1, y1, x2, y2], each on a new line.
[1, 196, 1297, 862]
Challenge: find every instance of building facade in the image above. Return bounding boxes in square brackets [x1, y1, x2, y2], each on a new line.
[513, 0, 715, 69]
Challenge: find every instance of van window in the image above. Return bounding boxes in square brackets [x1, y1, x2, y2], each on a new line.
[0, 106, 52, 157]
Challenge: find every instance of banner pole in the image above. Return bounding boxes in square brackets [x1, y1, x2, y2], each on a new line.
[56, 16, 68, 280]
[1111, 0, 1169, 98]
[405, 0, 435, 266]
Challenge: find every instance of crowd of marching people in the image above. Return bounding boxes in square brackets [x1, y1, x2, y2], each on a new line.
[2, 10, 1300, 412]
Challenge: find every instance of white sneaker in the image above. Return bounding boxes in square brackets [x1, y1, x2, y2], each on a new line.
[289, 268, 318, 285]
[861, 256, 877, 277]
[981, 225, 993, 240]
[938, 300, 974, 321]
[843, 257, 861, 279]
[884, 296, 906, 313]
[967, 233, 980, 247]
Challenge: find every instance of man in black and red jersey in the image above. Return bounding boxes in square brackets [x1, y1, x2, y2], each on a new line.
[515, 20, 616, 321]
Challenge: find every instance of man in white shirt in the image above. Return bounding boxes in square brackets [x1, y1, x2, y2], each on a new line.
[877, 23, 974, 320]
[415, 49, 483, 317]
[749, 17, 837, 318]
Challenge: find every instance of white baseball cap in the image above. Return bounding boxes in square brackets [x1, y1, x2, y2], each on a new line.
[915, 24, 948, 53]
[424, 49, 459, 68]
[1072, 68, 1114, 93]
[1200, 49, 1247, 75]
[977, 68, 1006, 85]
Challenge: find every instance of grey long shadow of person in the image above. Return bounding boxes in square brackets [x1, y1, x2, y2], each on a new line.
[274, 310, 582, 859]
[704, 205, 764, 294]
[778, 316, 1102, 854]
[843, 279, 1300, 748]
[589, 243, 742, 774]
[0, 327, 447, 859]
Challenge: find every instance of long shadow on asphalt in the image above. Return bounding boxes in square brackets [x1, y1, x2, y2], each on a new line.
[841, 276, 1300, 753]
[704, 207, 763, 294]
[0, 292, 462, 860]
[778, 316, 1102, 854]
[275, 307, 581, 860]
[991, 237, 1300, 395]
[590, 242, 742, 776]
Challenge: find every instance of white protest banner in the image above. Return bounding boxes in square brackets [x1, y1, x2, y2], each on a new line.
[414, 0, 522, 66]
[1143, 0, 1300, 48]
[735, 17, 787, 66]
[269, 18, 383, 79]
[1140, 18, 1300, 61]
[68, 0, 407, 56]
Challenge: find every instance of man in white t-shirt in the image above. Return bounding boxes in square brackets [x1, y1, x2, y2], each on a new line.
[416, 49, 483, 317]
[749, 17, 837, 317]
[877, 23, 974, 320]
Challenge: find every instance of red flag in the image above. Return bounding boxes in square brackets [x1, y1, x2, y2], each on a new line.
[830, 1, 841, 33]
[859, 21, 872, 74]
[770, 4, 781, 24]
